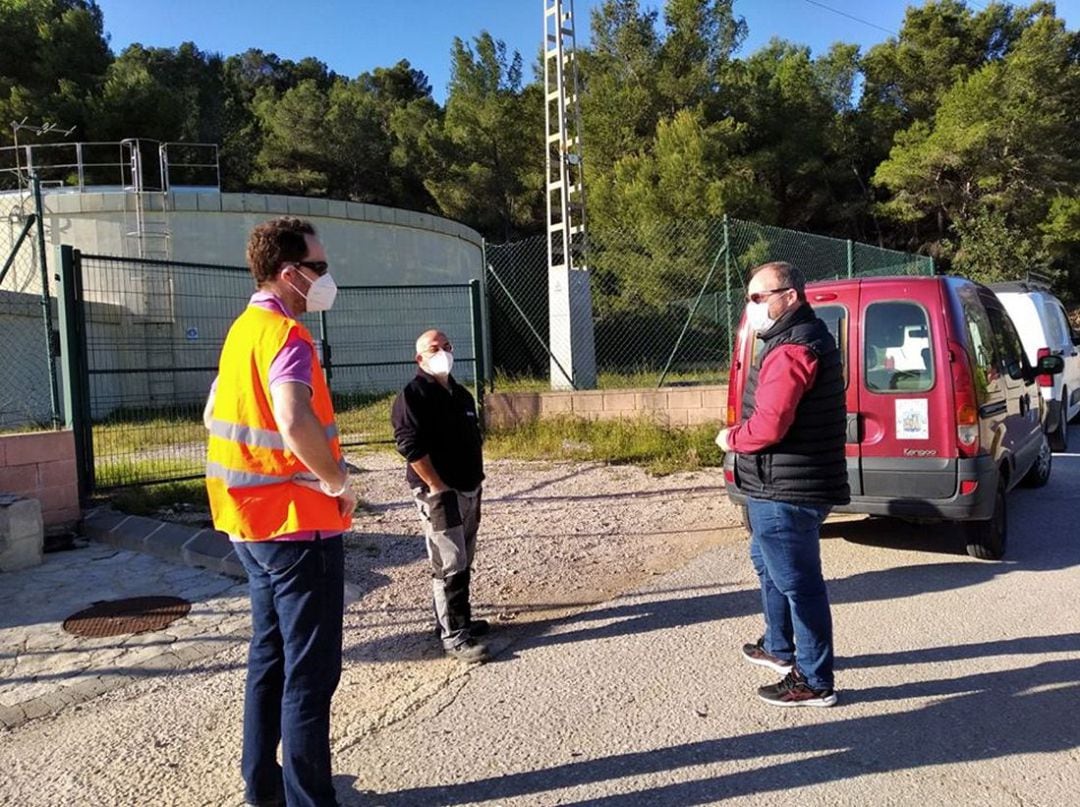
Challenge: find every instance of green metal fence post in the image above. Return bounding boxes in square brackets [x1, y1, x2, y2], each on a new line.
[846, 239, 854, 279]
[469, 278, 486, 419]
[32, 173, 61, 427]
[56, 245, 93, 497]
[657, 242, 727, 388]
[318, 310, 332, 393]
[724, 214, 734, 357]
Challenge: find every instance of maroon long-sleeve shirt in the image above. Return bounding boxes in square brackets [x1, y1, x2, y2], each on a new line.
[727, 343, 820, 454]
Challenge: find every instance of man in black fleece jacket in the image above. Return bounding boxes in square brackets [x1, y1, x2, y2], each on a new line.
[391, 328, 489, 663]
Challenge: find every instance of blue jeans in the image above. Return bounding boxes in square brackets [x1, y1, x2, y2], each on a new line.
[234, 536, 344, 807]
[746, 497, 834, 690]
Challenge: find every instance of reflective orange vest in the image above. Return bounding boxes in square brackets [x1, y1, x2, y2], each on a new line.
[206, 304, 349, 540]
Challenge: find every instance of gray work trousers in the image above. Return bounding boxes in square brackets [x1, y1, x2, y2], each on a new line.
[412, 486, 481, 649]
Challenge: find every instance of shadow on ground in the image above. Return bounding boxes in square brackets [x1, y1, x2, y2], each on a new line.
[373, 643, 1080, 805]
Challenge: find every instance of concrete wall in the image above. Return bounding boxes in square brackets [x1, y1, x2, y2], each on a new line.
[0, 431, 79, 529]
[484, 385, 729, 430]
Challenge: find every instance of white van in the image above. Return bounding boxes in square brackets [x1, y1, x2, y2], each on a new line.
[991, 281, 1080, 451]
[885, 324, 930, 371]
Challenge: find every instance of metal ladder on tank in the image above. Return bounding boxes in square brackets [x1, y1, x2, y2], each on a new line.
[122, 139, 171, 262]
[121, 139, 175, 406]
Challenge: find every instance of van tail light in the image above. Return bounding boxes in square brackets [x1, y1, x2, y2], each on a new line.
[1037, 347, 1053, 387]
[726, 329, 743, 427]
[949, 339, 980, 457]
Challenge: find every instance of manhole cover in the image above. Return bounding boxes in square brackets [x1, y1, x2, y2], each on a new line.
[62, 596, 191, 638]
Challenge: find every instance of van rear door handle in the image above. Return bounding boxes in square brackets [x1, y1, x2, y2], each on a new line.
[846, 412, 862, 443]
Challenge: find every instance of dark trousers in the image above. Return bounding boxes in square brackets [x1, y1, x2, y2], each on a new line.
[234, 536, 344, 807]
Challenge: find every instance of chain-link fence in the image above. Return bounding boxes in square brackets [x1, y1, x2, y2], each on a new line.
[64, 251, 482, 491]
[0, 201, 61, 430]
[486, 216, 933, 389]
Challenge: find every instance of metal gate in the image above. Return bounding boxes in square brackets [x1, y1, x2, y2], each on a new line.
[55, 247, 485, 495]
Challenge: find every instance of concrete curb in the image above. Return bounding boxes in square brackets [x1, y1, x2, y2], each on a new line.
[0, 626, 249, 731]
[81, 508, 244, 579]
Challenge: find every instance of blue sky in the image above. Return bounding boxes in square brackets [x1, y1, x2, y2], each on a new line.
[94, 0, 1079, 103]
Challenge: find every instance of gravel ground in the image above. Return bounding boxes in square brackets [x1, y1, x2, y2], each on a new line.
[348, 451, 739, 618]
[331, 450, 744, 739]
[149, 449, 744, 741]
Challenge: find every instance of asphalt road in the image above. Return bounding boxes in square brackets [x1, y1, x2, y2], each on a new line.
[3, 445, 1079, 806]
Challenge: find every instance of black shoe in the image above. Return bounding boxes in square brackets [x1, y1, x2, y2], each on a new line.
[757, 669, 837, 708]
[445, 638, 490, 664]
[741, 637, 794, 675]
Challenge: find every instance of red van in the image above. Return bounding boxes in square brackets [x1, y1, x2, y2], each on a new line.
[723, 275, 1064, 559]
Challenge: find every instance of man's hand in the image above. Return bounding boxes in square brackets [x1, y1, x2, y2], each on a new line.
[337, 487, 357, 520]
[715, 428, 731, 452]
[408, 455, 448, 496]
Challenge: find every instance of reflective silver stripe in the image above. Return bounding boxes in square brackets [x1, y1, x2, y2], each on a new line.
[206, 463, 342, 490]
[206, 462, 290, 488]
[209, 419, 286, 450]
[209, 419, 337, 448]
[213, 417, 339, 447]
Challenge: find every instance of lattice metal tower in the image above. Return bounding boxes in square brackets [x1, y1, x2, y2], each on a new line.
[544, 0, 596, 389]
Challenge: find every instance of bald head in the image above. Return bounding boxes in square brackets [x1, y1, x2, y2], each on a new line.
[415, 329, 450, 359]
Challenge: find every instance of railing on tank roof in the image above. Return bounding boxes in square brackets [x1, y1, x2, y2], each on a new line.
[0, 139, 221, 194]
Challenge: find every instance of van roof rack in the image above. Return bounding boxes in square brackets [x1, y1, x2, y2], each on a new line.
[1026, 270, 1054, 288]
[988, 271, 1054, 294]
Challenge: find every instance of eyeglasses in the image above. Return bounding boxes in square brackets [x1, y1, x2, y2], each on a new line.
[747, 287, 792, 304]
[285, 260, 329, 276]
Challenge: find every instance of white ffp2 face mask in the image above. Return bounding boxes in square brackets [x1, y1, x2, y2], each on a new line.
[287, 270, 338, 312]
[302, 273, 338, 312]
[745, 301, 775, 333]
[426, 350, 453, 377]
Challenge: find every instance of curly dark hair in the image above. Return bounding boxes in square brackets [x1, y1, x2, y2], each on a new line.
[246, 217, 317, 284]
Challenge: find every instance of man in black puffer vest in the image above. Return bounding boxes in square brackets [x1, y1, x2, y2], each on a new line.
[717, 262, 849, 708]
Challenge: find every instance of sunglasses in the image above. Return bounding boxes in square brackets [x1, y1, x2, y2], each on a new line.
[285, 260, 329, 276]
[747, 287, 792, 304]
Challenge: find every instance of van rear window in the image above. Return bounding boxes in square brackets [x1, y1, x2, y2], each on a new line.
[864, 302, 933, 393]
[813, 305, 848, 388]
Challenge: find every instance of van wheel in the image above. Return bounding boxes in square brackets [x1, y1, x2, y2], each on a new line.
[1022, 435, 1052, 488]
[1049, 392, 1069, 452]
[966, 478, 1007, 560]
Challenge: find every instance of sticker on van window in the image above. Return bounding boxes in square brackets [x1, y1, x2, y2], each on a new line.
[895, 399, 929, 440]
